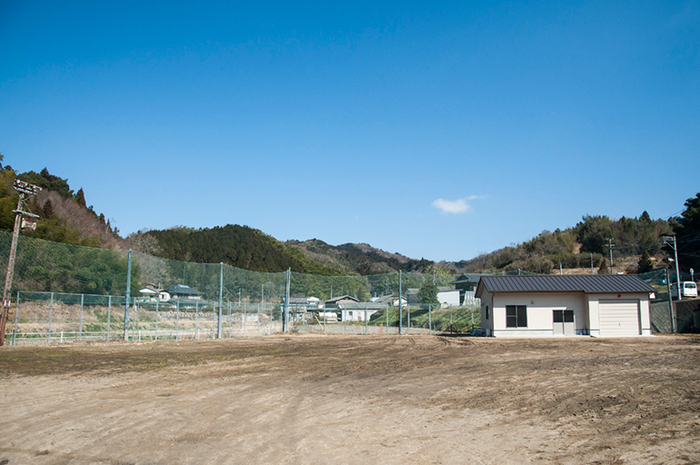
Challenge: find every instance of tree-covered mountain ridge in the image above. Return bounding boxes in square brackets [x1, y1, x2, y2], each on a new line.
[3, 157, 698, 276]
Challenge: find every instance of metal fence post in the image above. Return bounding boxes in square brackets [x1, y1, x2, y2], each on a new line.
[284, 268, 290, 333]
[212, 302, 217, 339]
[48, 292, 54, 343]
[429, 303, 432, 335]
[154, 296, 158, 341]
[407, 305, 411, 334]
[132, 302, 138, 342]
[228, 300, 232, 338]
[107, 296, 112, 341]
[79, 294, 84, 342]
[386, 305, 389, 334]
[218, 262, 223, 338]
[195, 300, 199, 339]
[399, 270, 403, 335]
[11, 291, 19, 346]
[243, 301, 247, 338]
[666, 268, 676, 333]
[176, 301, 180, 340]
[124, 250, 132, 341]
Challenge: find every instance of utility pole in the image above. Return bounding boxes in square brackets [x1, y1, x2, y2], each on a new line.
[663, 236, 682, 300]
[1, 180, 41, 346]
[605, 238, 615, 275]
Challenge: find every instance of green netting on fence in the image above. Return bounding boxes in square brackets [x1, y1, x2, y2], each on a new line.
[1, 230, 689, 342]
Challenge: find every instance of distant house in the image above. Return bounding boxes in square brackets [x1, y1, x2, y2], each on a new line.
[324, 295, 359, 309]
[475, 275, 656, 337]
[450, 273, 482, 306]
[405, 287, 460, 308]
[437, 287, 460, 307]
[137, 284, 163, 304]
[161, 284, 204, 302]
[337, 302, 386, 322]
[405, 288, 421, 305]
[287, 297, 322, 312]
[371, 294, 406, 308]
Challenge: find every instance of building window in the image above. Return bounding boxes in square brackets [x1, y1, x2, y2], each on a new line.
[506, 305, 527, 328]
[485, 305, 489, 320]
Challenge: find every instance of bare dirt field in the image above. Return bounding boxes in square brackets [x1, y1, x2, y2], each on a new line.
[0, 334, 699, 465]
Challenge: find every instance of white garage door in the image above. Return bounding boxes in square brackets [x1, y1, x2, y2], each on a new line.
[599, 300, 640, 336]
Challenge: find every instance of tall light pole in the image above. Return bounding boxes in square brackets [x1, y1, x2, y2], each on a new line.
[663, 236, 682, 300]
[1, 180, 42, 346]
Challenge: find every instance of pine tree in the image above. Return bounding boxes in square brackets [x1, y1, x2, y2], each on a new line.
[75, 188, 86, 207]
[42, 199, 55, 219]
[637, 250, 653, 274]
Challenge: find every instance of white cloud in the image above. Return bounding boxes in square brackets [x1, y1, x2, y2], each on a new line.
[432, 198, 472, 214]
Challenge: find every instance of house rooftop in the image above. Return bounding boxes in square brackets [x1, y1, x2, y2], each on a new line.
[476, 275, 656, 297]
[166, 284, 203, 295]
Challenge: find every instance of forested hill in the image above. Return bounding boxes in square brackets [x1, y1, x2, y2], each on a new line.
[137, 225, 346, 275]
[135, 227, 439, 276]
[455, 213, 674, 274]
[4, 155, 698, 277]
[1, 163, 123, 248]
[287, 239, 436, 274]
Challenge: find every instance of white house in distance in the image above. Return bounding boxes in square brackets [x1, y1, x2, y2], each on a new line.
[475, 275, 656, 337]
[437, 287, 460, 308]
[337, 302, 386, 322]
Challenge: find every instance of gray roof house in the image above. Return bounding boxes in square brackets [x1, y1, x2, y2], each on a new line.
[165, 284, 204, 300]
[475, 275, 656, 337]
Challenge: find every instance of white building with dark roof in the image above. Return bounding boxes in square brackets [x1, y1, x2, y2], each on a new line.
[475, 275, 656, 337]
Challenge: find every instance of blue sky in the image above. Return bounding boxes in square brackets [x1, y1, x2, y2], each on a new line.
[1, 1, 698, 262]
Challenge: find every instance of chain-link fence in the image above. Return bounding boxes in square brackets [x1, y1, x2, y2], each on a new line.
[9, 292, 481, 345]
[1, 231, 694, 345]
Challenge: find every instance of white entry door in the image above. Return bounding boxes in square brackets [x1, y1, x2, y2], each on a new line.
[553, 310, 575, 336]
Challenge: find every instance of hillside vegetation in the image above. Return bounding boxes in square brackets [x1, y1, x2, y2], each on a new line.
[456, 213, 673, 274]
[135, 225, 345, 275]
[2, 154, 697, 277]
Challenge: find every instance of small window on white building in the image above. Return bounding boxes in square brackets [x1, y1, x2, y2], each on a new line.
[506, 305, 527, 328]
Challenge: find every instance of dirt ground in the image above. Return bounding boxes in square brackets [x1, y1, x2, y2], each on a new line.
[0, 334, 699, 465]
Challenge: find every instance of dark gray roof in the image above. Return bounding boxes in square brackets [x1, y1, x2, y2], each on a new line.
[450, 273, 483, 285]
[475, 275, 656, 297]
[325, 295, 359, 304]
[166, 284, 203, 295]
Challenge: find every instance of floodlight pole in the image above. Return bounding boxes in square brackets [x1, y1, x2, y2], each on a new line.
[1, 180, 41, 346]
[663, 236, 682, 300]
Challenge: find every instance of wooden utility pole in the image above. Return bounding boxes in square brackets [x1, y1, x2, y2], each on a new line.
[1, 180, 41, 346]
